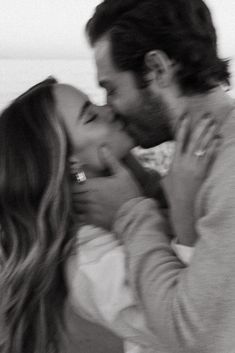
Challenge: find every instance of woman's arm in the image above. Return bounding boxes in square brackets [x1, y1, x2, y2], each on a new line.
[163, 115, 219, 246]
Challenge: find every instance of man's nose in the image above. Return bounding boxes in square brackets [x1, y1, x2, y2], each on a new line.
[106, 95, 113, 107]
[100, 104, 115, 123]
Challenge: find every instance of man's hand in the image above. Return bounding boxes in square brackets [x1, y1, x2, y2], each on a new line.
[72, 147, 142, 229]
[123, 152, 162, 200]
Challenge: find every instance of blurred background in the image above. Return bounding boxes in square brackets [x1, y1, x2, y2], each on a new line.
[0, 0, 234, 173]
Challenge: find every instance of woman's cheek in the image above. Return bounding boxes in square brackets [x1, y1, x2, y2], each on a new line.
[109, 136, 133, 160]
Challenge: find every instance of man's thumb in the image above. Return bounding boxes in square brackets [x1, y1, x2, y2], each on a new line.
[100, 146, 123, 175]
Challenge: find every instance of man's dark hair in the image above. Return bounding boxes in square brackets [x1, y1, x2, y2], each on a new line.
[86, 0, 230, 94]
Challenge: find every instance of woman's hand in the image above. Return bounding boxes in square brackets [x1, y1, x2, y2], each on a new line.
[163, 114, 220, 246]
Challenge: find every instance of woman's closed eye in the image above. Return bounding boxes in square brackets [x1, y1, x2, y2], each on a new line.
[83, 113, 98, 124]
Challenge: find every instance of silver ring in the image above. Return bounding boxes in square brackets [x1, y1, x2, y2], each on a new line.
[194, 149, 206, 157]
[74, 171, 87, 184]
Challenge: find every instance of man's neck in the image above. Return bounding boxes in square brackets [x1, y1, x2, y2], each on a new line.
[173, 86, 234, 132]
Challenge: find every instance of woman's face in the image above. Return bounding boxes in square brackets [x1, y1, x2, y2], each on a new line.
[53, 84, 135, 174]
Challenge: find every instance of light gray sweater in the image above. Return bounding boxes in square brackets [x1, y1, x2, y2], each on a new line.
[114, 91, 235, 353]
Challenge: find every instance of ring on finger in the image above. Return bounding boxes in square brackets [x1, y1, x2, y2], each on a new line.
[194, 149, 206, 157]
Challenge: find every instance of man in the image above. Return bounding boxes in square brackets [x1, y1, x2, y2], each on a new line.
[75, 0, 235, 351]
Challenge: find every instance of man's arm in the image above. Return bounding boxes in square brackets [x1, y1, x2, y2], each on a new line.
[114, 140, 235, 353]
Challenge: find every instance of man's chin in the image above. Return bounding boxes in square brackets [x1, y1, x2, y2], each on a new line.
[133, 134, 168, 149]
[125, 127, 153, 148]
[127, 125, 172, 149]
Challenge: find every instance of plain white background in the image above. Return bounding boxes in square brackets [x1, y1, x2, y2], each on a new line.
[0, 0, 234, 60]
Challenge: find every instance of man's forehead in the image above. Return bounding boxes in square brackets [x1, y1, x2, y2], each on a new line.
[94, 37, 110, 61]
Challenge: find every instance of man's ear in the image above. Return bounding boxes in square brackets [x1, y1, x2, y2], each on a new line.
[144, 50, 174, 88]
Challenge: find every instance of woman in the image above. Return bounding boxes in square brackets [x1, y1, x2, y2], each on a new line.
[0, 78, 218, 353]
[0, 78, 133, 353]
[0, 78, 73, 353]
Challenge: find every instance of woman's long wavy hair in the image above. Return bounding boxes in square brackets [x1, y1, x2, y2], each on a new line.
[0, 78, 74, 353]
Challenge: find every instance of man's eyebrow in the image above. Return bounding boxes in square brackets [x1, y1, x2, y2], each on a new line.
[79, 100, 91, 118]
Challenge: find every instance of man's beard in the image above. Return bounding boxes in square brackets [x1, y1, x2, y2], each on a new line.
[125, 89, 174, 148]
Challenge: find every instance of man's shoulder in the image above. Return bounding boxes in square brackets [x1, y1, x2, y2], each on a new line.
[220, 104, 235, 141]
[199, 105, 235, 193]
[199, 106, 235, 205]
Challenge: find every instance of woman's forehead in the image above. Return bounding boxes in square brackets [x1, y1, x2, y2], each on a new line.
[54, 84, 88, 102]
[53, 84, 90, 119]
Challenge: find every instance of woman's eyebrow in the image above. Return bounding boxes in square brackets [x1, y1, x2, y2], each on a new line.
[79, 100, 91, 119]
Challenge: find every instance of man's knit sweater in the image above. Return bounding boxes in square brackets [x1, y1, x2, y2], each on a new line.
[114, 89, 235, 353]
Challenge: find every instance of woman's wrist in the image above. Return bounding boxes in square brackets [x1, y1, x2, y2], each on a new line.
[171, 209, 197, 246]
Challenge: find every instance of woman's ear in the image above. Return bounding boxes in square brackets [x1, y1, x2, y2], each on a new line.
[69, 155, 81, 174]
[144, 50, 175, 88]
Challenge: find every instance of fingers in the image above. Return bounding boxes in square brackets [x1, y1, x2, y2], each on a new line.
[100, 146, 123, 175]
[72, 205, 104, 228]
[175, 114, 191, 155]
[195, 123, 219, 154]
[187, 114, 219, 156]
[73, 199, 89, 210]
[71, 179, 98, 198]
[72, 209, 90, 225]
[173, 113, 221, 176]
[202, 136, 221, 170]
[72, 198, 93, 224]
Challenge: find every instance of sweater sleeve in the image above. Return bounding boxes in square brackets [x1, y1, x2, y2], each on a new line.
[114, 139, 235, 353]
[65, 226, 161, 351]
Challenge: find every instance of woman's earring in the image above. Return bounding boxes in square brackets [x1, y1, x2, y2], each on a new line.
[74, 170, 87, 184]
[69, 157, 87, 184]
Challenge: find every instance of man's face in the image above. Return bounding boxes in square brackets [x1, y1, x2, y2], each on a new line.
[94, 38, 173, 148]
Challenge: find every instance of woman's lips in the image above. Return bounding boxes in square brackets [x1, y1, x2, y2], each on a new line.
[113, 113, 140, 145]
